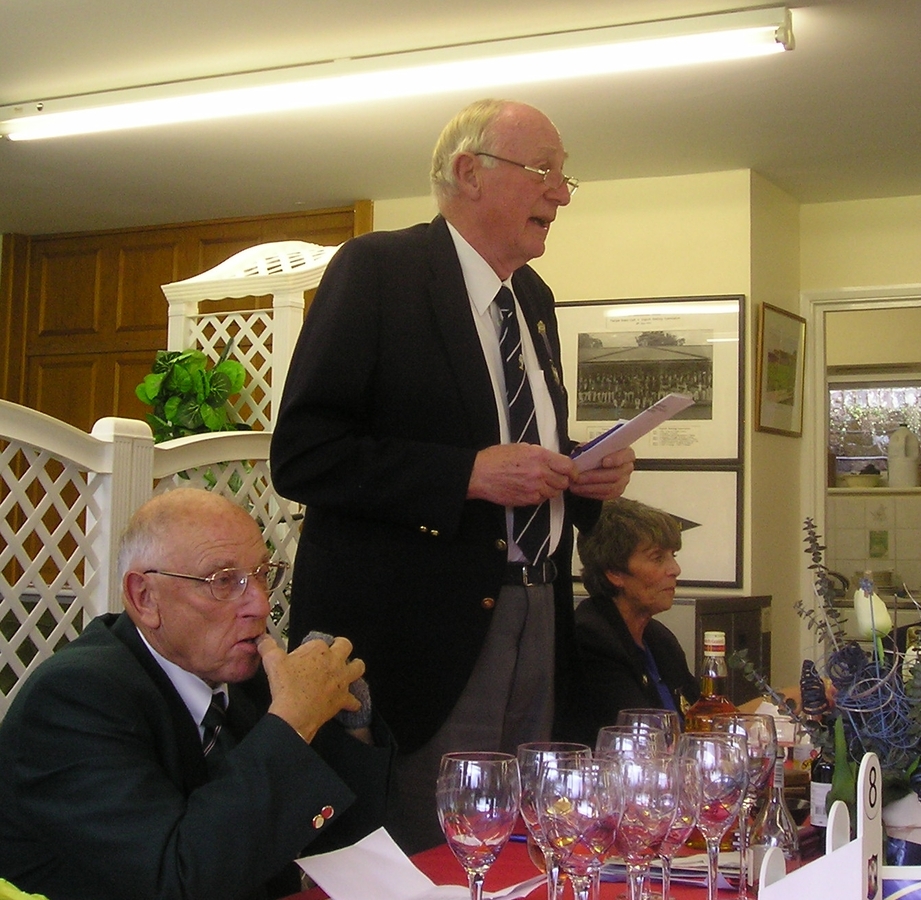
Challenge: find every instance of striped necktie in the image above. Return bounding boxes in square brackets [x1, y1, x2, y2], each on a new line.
[201, 691, 229, 763]
[495, 286, 551, 564]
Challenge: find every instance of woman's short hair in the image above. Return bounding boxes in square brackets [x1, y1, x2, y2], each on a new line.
[430, 98, 506, 204]
[578, 497, 682, 599]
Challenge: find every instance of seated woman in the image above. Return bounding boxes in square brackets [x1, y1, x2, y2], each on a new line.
[570, 497, 700, 746]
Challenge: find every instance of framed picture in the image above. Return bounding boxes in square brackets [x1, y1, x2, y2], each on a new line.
[555, 296, 743, 461]
[624, 468, 742, 587]
[755, 302, 806, 436]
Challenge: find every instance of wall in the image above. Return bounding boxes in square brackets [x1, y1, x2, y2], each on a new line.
[748, 173, 803, 688]
[801, 195, 921, 291]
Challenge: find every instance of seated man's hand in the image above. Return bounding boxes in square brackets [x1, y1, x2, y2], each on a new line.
[258, 634, 365, 743]
[568, 446, 635, 500]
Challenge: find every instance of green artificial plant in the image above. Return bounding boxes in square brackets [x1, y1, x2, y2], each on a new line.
[135, 343, 248, 443]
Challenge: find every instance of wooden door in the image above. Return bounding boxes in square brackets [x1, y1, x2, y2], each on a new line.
[5, 203, 370, 430]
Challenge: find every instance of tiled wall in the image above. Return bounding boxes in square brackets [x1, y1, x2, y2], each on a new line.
[825, 491, 921, 596]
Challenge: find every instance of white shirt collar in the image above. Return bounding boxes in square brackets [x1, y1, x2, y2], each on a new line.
[445, 221, 507, 315]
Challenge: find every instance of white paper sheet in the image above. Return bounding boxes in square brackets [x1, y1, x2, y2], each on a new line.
[297, 828, 546, 900]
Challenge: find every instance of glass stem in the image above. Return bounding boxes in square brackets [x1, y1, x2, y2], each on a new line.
[467, 870, 486, 900]
[626, 863, 646, 900]
[542, 850, 563, 900]
[570, 874, 592, 900]
[738, 799, 753, 898]
[661, 856, 673, 900]
[705, 838, 720, 900]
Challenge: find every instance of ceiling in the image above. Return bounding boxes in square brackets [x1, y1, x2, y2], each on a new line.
[1, 0, 920, 236]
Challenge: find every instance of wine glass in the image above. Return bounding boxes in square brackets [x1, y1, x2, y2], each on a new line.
[536, 756, 622, 900]
[518, 742, 592, 900]
[436, 751, 521, 900]
[612, 754, 681, 900]
[676, 732, 748, 900]
[595, 724, 667, 759]
[651, 755, 703, 900]
[711, 714, 778, 898]
[616, 709, 681, 755]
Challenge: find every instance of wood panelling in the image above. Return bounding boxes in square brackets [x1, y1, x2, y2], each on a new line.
[116, 241, 181, 332]
[35, 245, 101, 337]
[1, 202, 372, 429]
[29, 356, 101, 432]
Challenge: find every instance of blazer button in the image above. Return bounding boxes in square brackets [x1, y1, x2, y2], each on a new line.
[495, 539, 508, 552]
[430, 529, 439, 537]
[481, 596, 496, 610]
[418, 525, 429, 534]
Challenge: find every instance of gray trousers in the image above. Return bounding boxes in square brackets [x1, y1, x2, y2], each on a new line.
[386, 582, 556, 854]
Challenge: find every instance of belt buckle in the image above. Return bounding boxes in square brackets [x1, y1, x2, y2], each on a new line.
[521, 564, 538, 587]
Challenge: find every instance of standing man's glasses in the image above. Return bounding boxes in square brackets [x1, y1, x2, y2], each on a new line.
[144, 561, 289, 601]
[475, 152, 579, 195]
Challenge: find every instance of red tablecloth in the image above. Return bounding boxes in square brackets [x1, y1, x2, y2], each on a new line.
[289, 834, 742, 900]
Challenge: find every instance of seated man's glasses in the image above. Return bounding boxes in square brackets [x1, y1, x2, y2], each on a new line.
[144, 561, 289, 602]
[475, 151, 579, 195]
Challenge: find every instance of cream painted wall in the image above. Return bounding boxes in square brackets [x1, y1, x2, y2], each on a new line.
[826, 307, 921, 367]
[749, 173, 803, 688]
[373, 170, 754, 301]
[801, 195, 921, 291]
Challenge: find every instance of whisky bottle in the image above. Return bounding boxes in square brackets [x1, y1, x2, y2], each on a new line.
[684, 630, 737, 732]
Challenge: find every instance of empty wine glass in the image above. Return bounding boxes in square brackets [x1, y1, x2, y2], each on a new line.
[612, 754, 681, 900]
[616, 709, 681, 755]
[676, 732, 748, 900]
[436, 751, 521, 900]
[536, 756, 622, 900]
[650, 755, 703, 900]
[711, 714, 778, 899]
[518, 742, 592, 900]
[595, 724, 666, 759]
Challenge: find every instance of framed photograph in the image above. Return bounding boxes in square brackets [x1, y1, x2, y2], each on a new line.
[624, 468, 742, 587]
[755, 302, 806, 436]
[555, 296, 743, 461]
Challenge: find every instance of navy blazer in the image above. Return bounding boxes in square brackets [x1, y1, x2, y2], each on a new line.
[0, 613, 393, 900]
[570, 593, 701, 746]
[271, 216, 601, 753]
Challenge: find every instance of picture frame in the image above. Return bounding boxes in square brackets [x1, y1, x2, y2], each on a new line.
[554, 296, 743, 461]
[755, 302, 807, 437]
[571, 467, 743, 587]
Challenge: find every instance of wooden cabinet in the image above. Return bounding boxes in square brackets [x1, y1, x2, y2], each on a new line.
[694, 595, 772, 706]
[2, 203, 371, 429]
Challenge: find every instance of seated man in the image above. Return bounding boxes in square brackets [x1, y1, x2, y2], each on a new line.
[569, 497, 700, 745]
[0, 488, 394, 900]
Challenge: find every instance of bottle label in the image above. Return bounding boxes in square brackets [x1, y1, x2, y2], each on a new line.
[810, 781, 832, 827]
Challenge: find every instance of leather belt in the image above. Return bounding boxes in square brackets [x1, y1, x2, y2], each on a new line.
[503, 560, 558, 587]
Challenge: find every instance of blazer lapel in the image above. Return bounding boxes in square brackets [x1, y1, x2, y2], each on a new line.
[111, 613, 211, 791]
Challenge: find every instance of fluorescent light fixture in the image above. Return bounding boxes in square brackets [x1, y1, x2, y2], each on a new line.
[0, 7, 793, 141]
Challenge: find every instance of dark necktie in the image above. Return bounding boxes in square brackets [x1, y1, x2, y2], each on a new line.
[495, 286, 551, 564]
[201, 691, 231, 768]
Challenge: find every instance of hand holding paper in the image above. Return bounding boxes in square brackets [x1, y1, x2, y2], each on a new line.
[570, 393, 694, 474]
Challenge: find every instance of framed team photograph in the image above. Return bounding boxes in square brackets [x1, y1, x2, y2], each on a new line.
[555, 295, 743, 461]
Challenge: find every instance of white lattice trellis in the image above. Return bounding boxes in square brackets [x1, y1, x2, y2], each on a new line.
[1, 400, 303, 718]
[151, 431, 302, 641]
[161, 241, 340, 430]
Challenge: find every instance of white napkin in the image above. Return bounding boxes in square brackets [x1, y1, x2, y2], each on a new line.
[296, 828, 545, 900]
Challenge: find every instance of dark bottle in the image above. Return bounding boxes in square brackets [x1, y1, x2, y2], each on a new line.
[810, 746, 834, 829]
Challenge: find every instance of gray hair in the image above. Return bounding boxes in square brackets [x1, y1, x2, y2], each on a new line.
[430, 98, 507, 205]
[578, 498, 682, 600]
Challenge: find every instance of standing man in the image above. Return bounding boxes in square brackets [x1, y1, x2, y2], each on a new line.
[271, 98, 634, 851]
